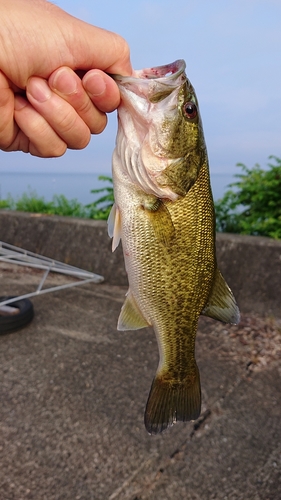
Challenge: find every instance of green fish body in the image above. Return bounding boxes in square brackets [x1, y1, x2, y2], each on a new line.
[109, 60, 239, 434]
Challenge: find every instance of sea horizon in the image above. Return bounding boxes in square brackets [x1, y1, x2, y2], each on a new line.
[0, 171, 235, 205]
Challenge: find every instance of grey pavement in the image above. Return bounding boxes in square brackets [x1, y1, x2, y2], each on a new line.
[0, 262, 280, 500]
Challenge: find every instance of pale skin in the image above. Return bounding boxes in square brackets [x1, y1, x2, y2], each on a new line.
[0, 0, 132, 157]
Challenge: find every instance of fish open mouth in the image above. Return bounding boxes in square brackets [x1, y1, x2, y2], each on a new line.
[111, 59, 186, 84]
[135, 59, 186, 80]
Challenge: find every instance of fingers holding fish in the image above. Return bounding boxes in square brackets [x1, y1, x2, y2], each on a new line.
[1, 70, 96, 155]
[48, 67, 121, 132]
[0, 66, 121, 155]
[82, 69, 121, 113]
[25, 75, 94, 152]
[48, 67, 109, 135]
[21, 68, 119, 157]
[8, 95, 67, 157]
[0, 71, 16, 150]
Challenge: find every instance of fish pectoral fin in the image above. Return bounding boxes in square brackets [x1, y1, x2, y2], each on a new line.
[117, 290, 150, 331]
[202, 268, 240, 324]
[144, 363, 201, 435]
[157, 155, 201, 197]
[140, 196, 175, 246]
[107, 203, 121, 252]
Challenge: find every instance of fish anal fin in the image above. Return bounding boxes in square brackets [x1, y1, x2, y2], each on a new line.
[107, 203, 121, 252]
[144, 363, 201, 435]
[117, 290, 150, 331]
[202, 268, 240, 324]
[140, 196, 175, 246]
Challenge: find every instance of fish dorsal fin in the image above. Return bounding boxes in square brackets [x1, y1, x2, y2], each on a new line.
[140, 196, 176, 246]
[117, 290, 150, 331]
[107, 203, 121, 252]
[202, 268, 240, 324]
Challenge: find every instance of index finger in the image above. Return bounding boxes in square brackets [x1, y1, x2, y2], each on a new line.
[82, 70, 121, 113]
[48, 67, 110, 133]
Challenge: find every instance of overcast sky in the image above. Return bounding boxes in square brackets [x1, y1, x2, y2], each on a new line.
[0, 0, 280, 175]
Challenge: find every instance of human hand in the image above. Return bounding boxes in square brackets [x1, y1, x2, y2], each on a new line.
[0, 0, 132, 157]
[2, 67, 122, 157]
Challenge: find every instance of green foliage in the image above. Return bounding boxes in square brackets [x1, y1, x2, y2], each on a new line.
[1, 189, 87, 217]
[0, 176, 114, 220]
[49, 195, 88, 217]
[0, 198, 11, 209]
[215, 156, 281, 239]
[86, 175, 114, 220]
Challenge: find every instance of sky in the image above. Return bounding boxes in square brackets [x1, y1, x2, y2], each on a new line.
[0, 0, 280, 176]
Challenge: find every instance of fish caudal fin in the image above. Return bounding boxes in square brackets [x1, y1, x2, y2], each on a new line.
[144, 363, 201, 435]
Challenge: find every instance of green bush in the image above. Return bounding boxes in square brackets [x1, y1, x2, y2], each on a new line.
[215, 156, 281, 239]
[0, 177, 114, 220]
[86, 175, 114, 220]
[0, 189, 88, 217]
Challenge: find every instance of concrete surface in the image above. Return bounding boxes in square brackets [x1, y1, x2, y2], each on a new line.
[0, 270, 280, 499]
[0, 211, 280, 499]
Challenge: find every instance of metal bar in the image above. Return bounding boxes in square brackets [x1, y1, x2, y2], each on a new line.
[0, 242, 94, 272]
[37, 267, 51, 292]
[0, 241, 105, 305]
[0, 277, 101, 306]
[0, 250, 89, 271]
[0, 257, 100, 279]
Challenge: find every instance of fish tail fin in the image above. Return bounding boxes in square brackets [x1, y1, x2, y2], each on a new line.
[144, 363, 201, 435]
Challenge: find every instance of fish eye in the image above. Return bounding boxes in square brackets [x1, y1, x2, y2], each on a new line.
[183, 102, 197, 120]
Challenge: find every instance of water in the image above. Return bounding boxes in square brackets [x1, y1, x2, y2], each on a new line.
[0, 171, 235, 204]
[0, 172, 111, 206]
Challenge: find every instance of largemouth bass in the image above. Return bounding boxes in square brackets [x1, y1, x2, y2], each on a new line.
[108, 60, 240, 434]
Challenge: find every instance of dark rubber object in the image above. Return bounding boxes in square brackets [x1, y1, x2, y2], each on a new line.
[0, 296, 34, 334]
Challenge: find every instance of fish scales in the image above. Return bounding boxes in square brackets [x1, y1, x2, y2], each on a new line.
[109, 60, 240, 434]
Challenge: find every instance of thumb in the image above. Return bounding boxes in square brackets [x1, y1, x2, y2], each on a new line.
[62, 16, 132, 76]
[0, 0, 132, 87]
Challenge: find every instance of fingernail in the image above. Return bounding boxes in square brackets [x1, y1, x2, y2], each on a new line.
[14, 95, 28, 110]
[29, 78, 52, 103]
[51, 67, 78, 95]
[84, 73, 106, 97]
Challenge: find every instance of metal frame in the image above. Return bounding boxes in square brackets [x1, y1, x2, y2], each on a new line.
[0, 241, 104, 308]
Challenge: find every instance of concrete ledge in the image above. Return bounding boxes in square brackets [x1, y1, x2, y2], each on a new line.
[216, 232, 281, 316]
[0, 210, 280, 316]
[0, 210, 126, 286]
